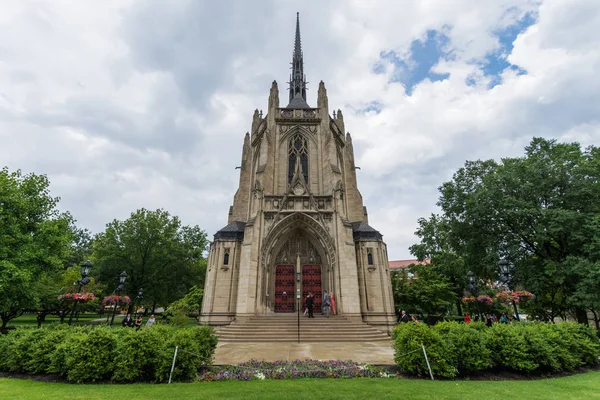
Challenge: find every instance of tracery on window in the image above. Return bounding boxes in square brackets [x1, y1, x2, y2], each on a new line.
[288, 134, 308, 184]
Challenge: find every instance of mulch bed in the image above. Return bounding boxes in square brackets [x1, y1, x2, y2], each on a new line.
[1, 364, 599, 383]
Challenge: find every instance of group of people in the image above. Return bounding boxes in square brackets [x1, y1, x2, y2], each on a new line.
[121, 313, 156, 330]
[303, 291, 336, 318]
[464, 312, 515, 326]
[396, 310, 419, 324]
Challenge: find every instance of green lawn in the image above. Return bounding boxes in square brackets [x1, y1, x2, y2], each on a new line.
[7, 313, 197, 328]
[7, 313, 104, 327]
[1, 371, 599, 400]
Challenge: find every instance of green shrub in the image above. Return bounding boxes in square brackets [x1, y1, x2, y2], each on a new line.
[63, 327, 119, 383]
[1, 324, 218, 383]
[555, 323, 600, 367]
[522, 323, 578, 372]
[26, 325, 73, 374]
[155, 325, 218, 382]
[392, 321, 598, 378]
[485, 323, 538, 372]
[48, 329, 88, 376]
[392, 323, 458, 378]
[112, 326, 165, 382]
[434, 322, 491, 375]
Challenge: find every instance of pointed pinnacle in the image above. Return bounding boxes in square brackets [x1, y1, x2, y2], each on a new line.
[294, 12, 302, 58]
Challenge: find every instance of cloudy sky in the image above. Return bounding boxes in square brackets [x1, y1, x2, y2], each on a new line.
[1, 0, 599, 260]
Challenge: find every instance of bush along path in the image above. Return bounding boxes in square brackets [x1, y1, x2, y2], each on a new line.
[0, 325, 218, 383]
[392, 321, 600, 379]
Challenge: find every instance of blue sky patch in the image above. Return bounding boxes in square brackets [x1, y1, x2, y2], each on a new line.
[373, 28, 452, 95]
[476, 11, 537, 88]
[358, 101, 383, 114]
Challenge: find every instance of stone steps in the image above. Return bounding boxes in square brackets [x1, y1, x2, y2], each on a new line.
[215, 315, 391, 343]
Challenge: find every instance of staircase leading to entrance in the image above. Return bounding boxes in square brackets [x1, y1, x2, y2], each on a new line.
[214, 315, 391, 342]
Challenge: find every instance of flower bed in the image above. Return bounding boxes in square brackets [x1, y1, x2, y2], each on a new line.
[199, 359, 393, 381]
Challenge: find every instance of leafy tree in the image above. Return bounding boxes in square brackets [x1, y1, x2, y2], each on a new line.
[164, 285, 204, 326]
[93, 208, 208, 312]
[0, 168, 74, 329]
[410, 214, 469, 315]
[35, 266, 104, 326]
[410, 138, 600, 324]
[393, 265, 457, 323]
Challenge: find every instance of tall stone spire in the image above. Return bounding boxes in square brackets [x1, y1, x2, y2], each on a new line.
[287, 12, 309, 108]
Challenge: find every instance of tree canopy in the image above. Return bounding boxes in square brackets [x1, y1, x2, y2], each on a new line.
[0, 168, 75, 328]
[410, 138, 600, 324]
[93, 208, 208, 311]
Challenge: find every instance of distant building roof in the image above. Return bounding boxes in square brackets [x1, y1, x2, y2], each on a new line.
[389, 259, 430, 270]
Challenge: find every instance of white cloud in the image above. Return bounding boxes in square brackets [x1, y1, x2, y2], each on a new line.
[1, 0, 599, 259]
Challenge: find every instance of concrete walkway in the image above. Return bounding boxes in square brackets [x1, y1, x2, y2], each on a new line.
[213, 341, 395, 365]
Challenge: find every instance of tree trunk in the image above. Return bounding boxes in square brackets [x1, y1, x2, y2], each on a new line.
[575, 307, 589, 325]
[37, 312, 48, 328]
[590, 308, 599, 330]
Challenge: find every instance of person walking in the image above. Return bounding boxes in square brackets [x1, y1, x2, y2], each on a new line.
[464, 314, 471, 324]
[323, 290, 331, 318]
[306, 292, 315, 318]
[330, 292, 336, 315]
[411, 315, 419, 324]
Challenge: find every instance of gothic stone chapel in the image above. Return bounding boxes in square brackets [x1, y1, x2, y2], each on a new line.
[201, 13, 396, 332]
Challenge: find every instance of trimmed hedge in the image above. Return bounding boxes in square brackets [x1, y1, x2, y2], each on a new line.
[392, 322, 600, 378]
[0, 324, 218, 383]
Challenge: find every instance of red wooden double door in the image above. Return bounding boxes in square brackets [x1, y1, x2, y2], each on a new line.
[274, 265, 322, 313]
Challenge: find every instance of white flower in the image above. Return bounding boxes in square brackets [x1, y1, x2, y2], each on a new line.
[254, 372, 265, 380]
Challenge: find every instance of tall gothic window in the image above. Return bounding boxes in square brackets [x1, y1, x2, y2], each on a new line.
[288, 134, 308, 184]
[223, 248, 230, 265]
[367, 248, 374, 265]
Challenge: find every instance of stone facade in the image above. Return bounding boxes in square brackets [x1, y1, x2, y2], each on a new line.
[201, 14, 396, 332]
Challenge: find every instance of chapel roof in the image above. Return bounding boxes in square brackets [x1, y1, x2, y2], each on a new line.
[214, 221, 246, 240]
[351, 221, 383, 240]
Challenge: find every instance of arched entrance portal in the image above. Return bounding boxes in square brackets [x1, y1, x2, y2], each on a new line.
[272, 230, 326, 313]
[261, 213, 337, 314]
[271, 228, 328, 313]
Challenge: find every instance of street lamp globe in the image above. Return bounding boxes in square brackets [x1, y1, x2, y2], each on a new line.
[498, 259, 511, 283]
[467, 271, 476, 285]
[119, 271, 127, 285]
[81, 260, 92, 278]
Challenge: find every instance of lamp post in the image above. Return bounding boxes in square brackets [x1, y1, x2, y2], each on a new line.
[296, 272, 301, 344]
[498, 259, 520, 321]
[134, 288, 143, 319]
[110, 271, 127, 326]
[467, 271, 482, 320]
[68, 260, 92, 326]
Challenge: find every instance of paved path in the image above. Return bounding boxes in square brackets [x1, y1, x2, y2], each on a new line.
[213, 341, 395, 365]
